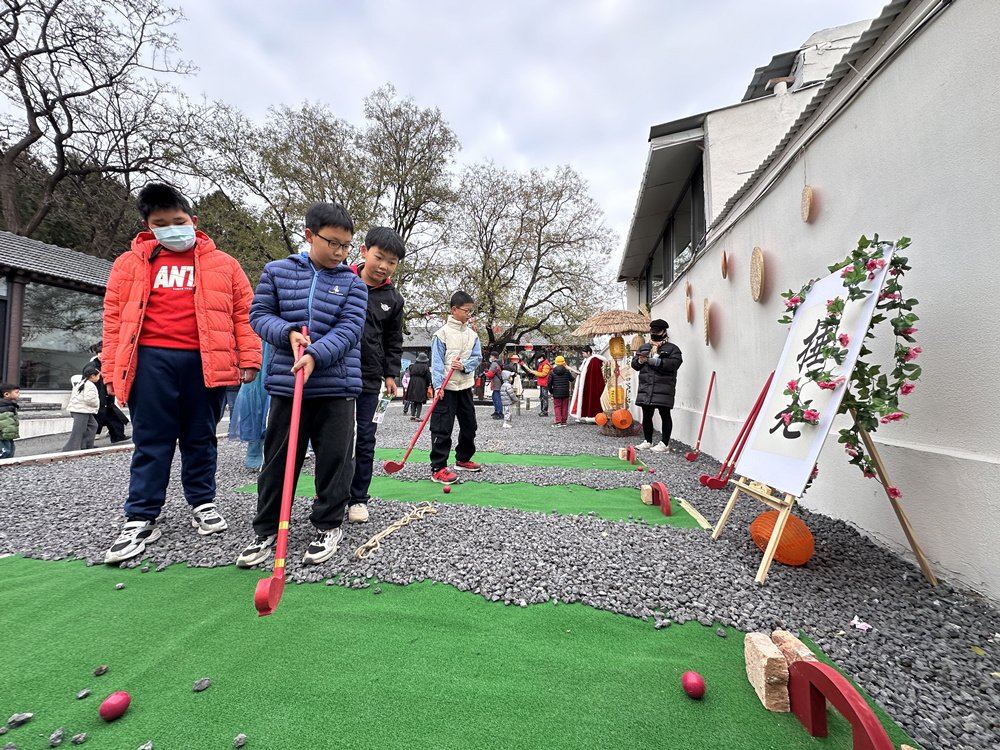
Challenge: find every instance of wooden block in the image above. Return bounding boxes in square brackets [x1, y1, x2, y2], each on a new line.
[745, 633, 790, 712]
[640, 485, 653, 505]
[618, 447, 628, 460]
[771, 631, 818, 667]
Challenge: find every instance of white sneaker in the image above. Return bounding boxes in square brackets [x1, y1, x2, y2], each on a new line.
[651, 442, 669, 453]
[503, 423, 512, 429]
[303, 527, 343, 565]
[104, 519, 161, 564]
[635, 441, 653, 450]
[348, 503, 369, 523]
[235, 534, 277, 568]
[191, 503, 228, 535]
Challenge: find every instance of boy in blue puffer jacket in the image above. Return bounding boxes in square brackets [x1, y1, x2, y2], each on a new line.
[237, 202, 368, 568]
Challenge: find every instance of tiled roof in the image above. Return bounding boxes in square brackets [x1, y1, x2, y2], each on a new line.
[0, 230, 113, 292]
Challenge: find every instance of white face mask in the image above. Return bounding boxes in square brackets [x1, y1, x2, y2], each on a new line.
[152, 224, 196, 251]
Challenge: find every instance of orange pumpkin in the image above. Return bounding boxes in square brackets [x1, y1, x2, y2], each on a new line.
[595, 412, 608, 426]
[611, 408, 633, 430]
[750, 511, 814, 566]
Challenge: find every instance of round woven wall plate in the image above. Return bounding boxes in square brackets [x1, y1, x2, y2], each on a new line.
[721, 250, 728, 279]
[686, 297, 693, 323]
[801, 185, 813, 223]
[703, 299, 710, 345]
[750, 247, 764, 301]
[685, 281, 691, 299]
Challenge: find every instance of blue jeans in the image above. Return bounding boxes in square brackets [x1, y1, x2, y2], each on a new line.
[125, 347, 226, 520]
[491, 389, 503, 416]
[350, 392, 380, 505]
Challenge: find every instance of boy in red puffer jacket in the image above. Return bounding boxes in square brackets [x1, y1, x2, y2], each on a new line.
[101, 183, 262, 564]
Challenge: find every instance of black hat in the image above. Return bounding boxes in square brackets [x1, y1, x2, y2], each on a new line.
[650, 318, 669, 331]
[416, 352, 429, 363]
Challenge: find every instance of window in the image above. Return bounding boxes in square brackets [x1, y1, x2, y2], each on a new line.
[19, 283, 104, 389]
[639, 162, 706, 295]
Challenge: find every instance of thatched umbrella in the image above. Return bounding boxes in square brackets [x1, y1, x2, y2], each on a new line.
[571, 309, 651, 338]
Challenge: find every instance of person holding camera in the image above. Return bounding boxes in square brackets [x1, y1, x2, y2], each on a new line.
[631, 318, 682, 452]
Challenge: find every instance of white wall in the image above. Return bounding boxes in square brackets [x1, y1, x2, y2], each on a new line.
[640, 0, 1000, 600]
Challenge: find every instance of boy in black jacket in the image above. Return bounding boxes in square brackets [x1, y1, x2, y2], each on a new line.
[349, 227, 406, 523]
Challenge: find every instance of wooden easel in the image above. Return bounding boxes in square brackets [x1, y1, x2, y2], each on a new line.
[712, 411, 937, 586]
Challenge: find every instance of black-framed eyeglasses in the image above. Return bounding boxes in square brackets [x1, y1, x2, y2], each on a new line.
[456, 306, 475, 315]
[314, 231, 354, 253]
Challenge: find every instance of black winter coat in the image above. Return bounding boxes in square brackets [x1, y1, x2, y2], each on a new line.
[631, 341, 682, 407]
[356, 266, 405, 393]
[405, 363, 431, 404]
[548, 365, 576, 399]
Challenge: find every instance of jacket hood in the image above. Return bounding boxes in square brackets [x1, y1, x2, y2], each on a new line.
[131, 230, 216, 259]
[500, 370, 512, 383]
[350, 263, 393, 288]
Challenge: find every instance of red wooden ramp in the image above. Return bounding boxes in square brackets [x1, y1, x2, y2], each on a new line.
[788, 660, 894, 750]
[650, 482, 671, 516]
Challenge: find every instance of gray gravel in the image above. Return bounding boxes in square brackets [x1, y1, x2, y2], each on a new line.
[2, 403, 999, 750]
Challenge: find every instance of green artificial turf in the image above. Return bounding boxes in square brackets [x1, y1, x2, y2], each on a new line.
[1, 556, 916, 750]
[235, 475, 700, 528]
[373, 448, 650, 471]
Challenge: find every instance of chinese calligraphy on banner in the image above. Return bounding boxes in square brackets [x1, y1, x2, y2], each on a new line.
[734, 249, 895, 496]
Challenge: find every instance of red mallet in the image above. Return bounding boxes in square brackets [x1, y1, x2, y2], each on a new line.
[682, 671, 706, 699]
[443, 485, 451, 494]
[99, 691, 131, 721]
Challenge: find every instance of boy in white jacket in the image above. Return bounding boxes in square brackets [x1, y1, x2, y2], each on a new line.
[63, 365, 101, 452]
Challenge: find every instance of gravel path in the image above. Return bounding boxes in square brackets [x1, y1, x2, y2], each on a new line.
[2, 403, 998, 750]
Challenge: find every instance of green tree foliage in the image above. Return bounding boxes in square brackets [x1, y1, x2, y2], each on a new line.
[192, 191, 287, 286]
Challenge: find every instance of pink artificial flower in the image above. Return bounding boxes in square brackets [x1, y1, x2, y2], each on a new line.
[845, 442, 860, 458]
[876, 259, 887, 269]
[817, 381, 837, 390]
[782, 413, 792, 426]
[899, 327, 918, 335]
[810, 465, 819, 479]
[803, 409, 820, 423]
[785, 295, 802, 309]
[903, 346, 922, 362]
[886, 486, 902, 499]
[900, 383, 915, 395]
[879, 291, 901, 302]
[787, 380, 798, 393]
[879, 411, 906, 424]
[866, 259, 878, 271]
[837, 334, 850, 347]
[840, 265, 854, 278]
[862, 468, 877, 479]
[868, 274, 876, 280]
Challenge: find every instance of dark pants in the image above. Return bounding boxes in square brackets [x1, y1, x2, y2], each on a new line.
[103, 404, 129, 442]
[63, 413, 98, 451]
[254, 395, 355, 537]
[641, 404, 673, 445]
[491, 389, 503, 416]
[410, 401, 423, 419]
[224, 388, 239, 417]
[350, 392, 380, 505]
[125, 347, 226, 520]
[538, 385, 550, 415]
[429, 388, 477, 471]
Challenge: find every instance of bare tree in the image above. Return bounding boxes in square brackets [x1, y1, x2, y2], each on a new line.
[0, 0, 202, 237]
[449, 163, 619, 349]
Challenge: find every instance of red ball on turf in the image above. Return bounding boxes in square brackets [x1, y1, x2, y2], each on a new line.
[443, 485, 451, 494]
[99, 691, 131, 721]
[648, 468, 656, 474]
[637, 466, 644, 472]
[682, 671, 706, 699]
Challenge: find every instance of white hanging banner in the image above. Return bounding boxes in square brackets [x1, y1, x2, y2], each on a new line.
[734, 248, 895, 496]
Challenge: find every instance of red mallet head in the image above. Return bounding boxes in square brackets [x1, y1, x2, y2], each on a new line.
[443, 485, 451, 494]
[681, 671, 706, 699]
[99, 691, 131, 721]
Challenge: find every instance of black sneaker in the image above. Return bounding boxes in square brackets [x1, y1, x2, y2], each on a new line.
[235, 534, 277, 568]
[104, 519, 161, 564]
[303, 528, 343, 565]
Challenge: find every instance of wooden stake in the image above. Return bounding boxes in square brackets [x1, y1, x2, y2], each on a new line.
[852, 412, 938, 586]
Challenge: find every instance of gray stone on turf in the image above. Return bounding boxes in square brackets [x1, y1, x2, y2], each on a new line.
[6, 714, 31, 727]
[93, 665, 107, 676]
[192, 678, 211, 692]
[115, 583, 125, 590]
[71, 735, 86, 745]
[138, 743, 153, 750]
[233, 734, 247, 748]
[49, 727, 64, 747]
[76, 689, 90, 699]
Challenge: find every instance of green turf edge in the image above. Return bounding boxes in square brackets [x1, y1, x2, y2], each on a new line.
[234, 475, 702, 529]
[373, 447, 656, 471]
[0, 555, 915, 750]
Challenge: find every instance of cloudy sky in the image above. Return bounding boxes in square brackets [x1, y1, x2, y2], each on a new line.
[174, 0, 884, 259]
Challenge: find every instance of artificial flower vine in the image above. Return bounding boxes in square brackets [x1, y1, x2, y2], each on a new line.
[778, 235, 919, 495]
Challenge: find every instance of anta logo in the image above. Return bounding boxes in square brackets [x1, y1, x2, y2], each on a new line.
[152, 265, 194, 289]
[381, 303, 390, 312]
